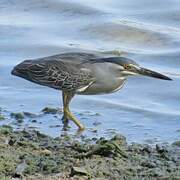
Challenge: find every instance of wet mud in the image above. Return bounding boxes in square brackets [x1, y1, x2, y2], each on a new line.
[0, 124, 179, 179]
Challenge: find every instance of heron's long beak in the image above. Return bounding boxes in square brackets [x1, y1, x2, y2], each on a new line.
[137, 67, 172, 80]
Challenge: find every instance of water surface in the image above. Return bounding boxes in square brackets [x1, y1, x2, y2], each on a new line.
[0, 0, 180, 143]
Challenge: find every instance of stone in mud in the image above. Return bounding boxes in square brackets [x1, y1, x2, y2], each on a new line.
[23, 112, 38, 118]
[49, 124, 61, 128]
[156, 144, 168, 154]
[71, 166, 89, 176]
[76, 136, 128, 159]
[10, 112, 25, 123]
[42, 107, 59, 114]
[31, 119, 37, 123]
[40, 149, 52, 156]
[37, 158, 58, 174]
[15, 161, 27, 177]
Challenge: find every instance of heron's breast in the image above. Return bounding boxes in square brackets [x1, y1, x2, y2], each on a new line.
[76, 78, 126, 95]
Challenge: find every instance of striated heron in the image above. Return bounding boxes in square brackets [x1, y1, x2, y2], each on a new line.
[11, 52, 172, 131]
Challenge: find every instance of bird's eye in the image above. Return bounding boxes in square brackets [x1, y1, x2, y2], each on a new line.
[124, 64, 132, 70]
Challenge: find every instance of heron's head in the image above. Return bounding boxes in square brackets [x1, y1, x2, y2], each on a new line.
[116, 57, 172, 80]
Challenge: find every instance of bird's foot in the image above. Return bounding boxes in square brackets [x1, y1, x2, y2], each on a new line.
[64, 109, 85, 131]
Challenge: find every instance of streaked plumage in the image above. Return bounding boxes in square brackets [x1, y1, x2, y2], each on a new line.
[12, 52, 172, 130]
[14, 59, 94, 92]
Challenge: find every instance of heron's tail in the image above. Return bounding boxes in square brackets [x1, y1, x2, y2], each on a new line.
[11, 60, 32, 78]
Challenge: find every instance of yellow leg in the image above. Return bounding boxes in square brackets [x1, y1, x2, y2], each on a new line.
[62, 91, 85, 131]
[61, 93, 69, 130]
[64, 107, 85, 131]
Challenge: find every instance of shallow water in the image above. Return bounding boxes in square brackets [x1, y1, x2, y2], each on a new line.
[0, 0, 180, 143]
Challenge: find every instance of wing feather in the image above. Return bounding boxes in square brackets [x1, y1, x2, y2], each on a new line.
[25, 60, 95, 91]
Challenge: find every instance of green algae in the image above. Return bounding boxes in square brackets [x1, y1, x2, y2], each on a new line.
[10, 112, 25, 123]
[0, 155, 17, 176]
[0, 115, 5, 120]
[0, 125, 13, 135]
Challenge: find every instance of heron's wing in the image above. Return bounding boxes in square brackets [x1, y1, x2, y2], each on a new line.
[24, 60, 95, 91]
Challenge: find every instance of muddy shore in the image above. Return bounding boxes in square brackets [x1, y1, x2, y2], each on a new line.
[0, 123, 179, 179]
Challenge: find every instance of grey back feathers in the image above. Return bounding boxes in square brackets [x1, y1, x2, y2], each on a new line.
[35, 52, 100, 64]
[84, 56, 139, 67]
